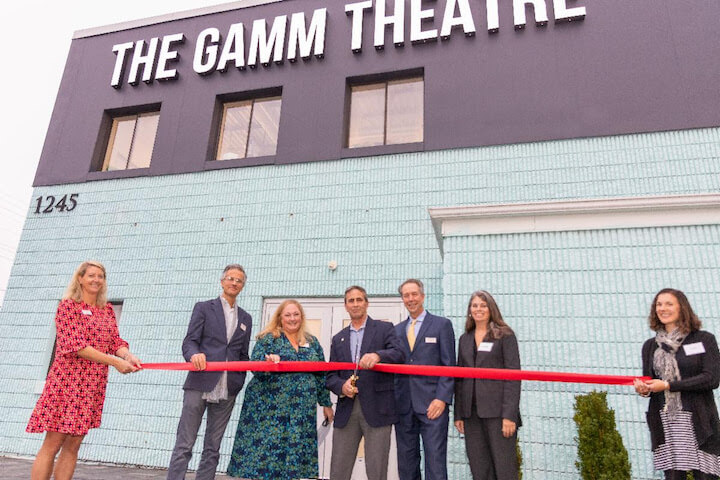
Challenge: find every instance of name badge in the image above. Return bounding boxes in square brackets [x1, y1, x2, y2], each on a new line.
[81, 309, 92, 315]
[683, 342, 706, 356]
[300, 343, 310, 348]
[239, 323, 247, 331]
[477, 342, 494, 352]
[425, 337, 437, 344]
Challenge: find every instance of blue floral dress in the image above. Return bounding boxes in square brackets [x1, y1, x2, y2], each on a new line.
[227, 333, 332, 480]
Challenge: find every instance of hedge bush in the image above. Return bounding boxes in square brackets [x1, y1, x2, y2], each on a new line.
[573, 390, 631, 480]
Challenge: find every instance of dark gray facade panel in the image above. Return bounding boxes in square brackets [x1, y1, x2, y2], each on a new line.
[34, 0, 720, 186]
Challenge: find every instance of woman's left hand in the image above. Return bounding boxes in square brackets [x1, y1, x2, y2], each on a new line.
[323, 406, 334, 424]
[501, 418, 516, 438]
[634, 378, 650, 396]
[644, 379, 670, 393]
[265, 354, 280, 363]
[124, 352, 142, 370]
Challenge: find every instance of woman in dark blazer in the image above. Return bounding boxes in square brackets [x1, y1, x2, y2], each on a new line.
[634, 288, 720, 480]
[454, 290, 521, 480]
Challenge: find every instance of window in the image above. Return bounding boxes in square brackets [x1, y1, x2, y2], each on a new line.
[347, 75, 423, 148]
[216, 96, 282, 160]
[102, 112, 160, 171]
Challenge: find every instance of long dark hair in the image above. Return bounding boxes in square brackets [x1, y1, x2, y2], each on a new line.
[648, 288, 701, 334]
[465, 290, 513, 339]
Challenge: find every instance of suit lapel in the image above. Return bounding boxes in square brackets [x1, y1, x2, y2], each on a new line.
[228, 306, 246, 344]
[360, 317, 376, 355]
[339, 328, 352, 361]
[414, 313, 433, 349]
[462, 333, 478, 367]
[213, 297, 237, 345]
[398, 318, 411, 353]
[474, 334, 494, 367]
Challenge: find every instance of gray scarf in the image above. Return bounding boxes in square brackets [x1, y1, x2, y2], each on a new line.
[653, 328, 686, 415]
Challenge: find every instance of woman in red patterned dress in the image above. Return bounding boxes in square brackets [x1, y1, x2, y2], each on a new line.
[26, 261, 142, 480]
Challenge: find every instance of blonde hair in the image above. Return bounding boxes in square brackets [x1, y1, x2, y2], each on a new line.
[63, 261, 108, 307]
[257, 299, 308, 345]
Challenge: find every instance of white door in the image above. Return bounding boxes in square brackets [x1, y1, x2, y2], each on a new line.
[261, 297, 407, 480]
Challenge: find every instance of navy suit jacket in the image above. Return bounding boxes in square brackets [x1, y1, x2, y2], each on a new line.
[326, 317, 405, 428]
[394, 312, 456, 415]
[182, 297, 252, 396]
[454, 331, 521, 424]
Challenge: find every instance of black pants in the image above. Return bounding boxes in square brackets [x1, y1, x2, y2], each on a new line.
[463, 416, 518, 480]
[664, 470, 717, 480]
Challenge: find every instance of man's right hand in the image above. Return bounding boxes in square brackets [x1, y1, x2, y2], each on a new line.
[190, 353, 207, 371]
[341, 377, 357, 398]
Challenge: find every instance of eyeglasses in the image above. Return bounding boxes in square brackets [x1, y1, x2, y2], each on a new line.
[224, 276, 245, 284]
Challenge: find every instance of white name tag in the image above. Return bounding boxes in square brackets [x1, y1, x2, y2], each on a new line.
[425, 337, 437, 343]
[477, 342, 494, 352]
[239, 323, 247, 331]
[683, 342, 706, 356]
[300, 343, 310, 348]
[81, 309, 92, 315]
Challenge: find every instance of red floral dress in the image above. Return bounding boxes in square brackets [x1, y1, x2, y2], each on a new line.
[26, 299, 128, 436]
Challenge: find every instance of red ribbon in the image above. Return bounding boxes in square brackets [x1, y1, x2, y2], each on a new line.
[141, 361, 647, 386]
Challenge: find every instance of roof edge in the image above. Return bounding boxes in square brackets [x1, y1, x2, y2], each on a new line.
[72, 0, 284, 39]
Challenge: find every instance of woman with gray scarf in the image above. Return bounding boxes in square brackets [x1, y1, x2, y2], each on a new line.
[634, 288, 720, 480]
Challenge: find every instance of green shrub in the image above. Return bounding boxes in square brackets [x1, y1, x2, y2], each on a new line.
[573, 390, 631, 480]
[517, 436, 523, 480]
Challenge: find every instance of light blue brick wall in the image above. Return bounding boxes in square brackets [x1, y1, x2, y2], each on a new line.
[443, 226, 720, 479]
[0, 126, 718, 477]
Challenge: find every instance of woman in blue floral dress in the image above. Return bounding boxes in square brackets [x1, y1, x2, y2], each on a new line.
[227, 299, 334, 480]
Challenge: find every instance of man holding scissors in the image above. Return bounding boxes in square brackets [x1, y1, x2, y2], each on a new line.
[326, 285, 405, 480]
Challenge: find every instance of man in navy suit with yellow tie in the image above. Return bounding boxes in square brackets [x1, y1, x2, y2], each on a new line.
[394, 279, 456, 480]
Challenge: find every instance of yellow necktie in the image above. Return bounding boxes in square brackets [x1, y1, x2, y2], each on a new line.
[407, 318, 418, 351]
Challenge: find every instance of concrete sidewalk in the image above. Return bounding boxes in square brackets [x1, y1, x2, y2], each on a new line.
[0, 455, 232, 479]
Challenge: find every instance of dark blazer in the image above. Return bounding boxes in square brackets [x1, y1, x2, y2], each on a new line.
[642, 329, 720, 454]
[326, 317, 405, 428]
[394, 312, 456, 414]
[182, 297, 252, 396]
[454, 330, 521, 424]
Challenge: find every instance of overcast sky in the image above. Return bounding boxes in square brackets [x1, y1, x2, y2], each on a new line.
[0, 1, 241, 305]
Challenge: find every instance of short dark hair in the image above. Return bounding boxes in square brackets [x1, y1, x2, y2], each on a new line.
[344, 285, 368, 303]
[648, 288, 702, 334]
[398, 279, 424, 295]
[222, 264, 246, 280]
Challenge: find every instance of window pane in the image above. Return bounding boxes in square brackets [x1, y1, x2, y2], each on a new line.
[217, 101, 252, 160]
[386, 77, 423, 145]
[348, 83, 386, 148]
[247, 97, 281, 158]
[127, 113, 159, 169]
[105, 118, 136, 171]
